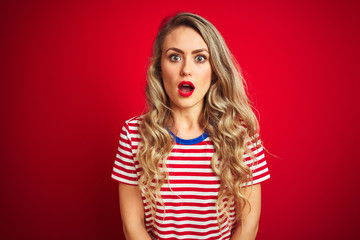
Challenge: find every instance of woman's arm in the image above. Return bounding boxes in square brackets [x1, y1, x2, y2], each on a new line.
[231, 184, 262, 240]
[118, 183, 152, 240]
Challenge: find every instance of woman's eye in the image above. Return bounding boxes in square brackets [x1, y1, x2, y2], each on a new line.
[169, 54, 181, 62]
[195, 55, 206, 63]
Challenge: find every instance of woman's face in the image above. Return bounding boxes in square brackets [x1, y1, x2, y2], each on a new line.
[161, 26, 212, 113]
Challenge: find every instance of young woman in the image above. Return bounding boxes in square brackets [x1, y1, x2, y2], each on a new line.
[111, 12, 270, 240]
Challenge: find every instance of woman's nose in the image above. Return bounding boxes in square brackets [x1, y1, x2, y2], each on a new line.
[180, 58, 192, 76]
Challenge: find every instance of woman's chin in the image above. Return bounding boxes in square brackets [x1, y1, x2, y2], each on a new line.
[169, 98, 204, 112]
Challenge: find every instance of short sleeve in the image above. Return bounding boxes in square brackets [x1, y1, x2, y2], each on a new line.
[242, 134, 270, 186]
[111, 123, 139, 185]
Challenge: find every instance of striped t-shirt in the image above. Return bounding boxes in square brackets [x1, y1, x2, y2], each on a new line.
[111, 116, 270, 240]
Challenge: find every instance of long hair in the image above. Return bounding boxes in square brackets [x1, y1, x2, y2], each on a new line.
[137, 12, 260, 229]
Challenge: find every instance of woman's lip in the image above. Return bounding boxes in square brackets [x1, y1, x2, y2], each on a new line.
[178, 81, 194, 88]
[178, 88, 194, 97]
[178, 81, 195, 97]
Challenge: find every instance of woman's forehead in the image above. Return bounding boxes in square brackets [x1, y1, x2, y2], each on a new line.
[162, 26, 208, 52]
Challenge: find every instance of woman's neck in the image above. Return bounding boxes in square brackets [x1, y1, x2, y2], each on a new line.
[168, 106, 204, 139]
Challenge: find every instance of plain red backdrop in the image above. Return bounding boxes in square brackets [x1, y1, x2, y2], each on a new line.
[1, 0, 359, 239]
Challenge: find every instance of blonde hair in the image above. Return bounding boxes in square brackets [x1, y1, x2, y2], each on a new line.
[137, 12, 260, 230]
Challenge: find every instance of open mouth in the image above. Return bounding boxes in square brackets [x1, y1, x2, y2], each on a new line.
[178, 81, 195, 97]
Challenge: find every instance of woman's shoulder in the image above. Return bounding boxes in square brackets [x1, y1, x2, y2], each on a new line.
[120, 116, 143, 142]
[124, 115, 143, 125]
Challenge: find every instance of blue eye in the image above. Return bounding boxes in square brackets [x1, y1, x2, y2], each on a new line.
[195, 55, 206, 63]
[169, 54, 181, 62]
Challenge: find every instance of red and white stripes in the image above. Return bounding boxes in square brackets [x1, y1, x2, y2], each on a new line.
[111, 117, 270, 240]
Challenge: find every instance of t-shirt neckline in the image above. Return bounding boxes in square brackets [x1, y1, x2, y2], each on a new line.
[167, 129, 208, 145]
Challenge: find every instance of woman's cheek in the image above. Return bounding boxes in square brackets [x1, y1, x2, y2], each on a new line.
[199, 64, 212, 86]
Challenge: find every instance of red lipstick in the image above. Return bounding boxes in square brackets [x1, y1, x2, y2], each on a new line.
[178, 81, 195, 97]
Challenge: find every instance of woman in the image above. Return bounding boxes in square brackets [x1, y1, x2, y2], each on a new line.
[111, 12, 270, 240]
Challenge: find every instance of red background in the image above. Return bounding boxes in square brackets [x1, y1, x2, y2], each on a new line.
[1, 0, 359, 239]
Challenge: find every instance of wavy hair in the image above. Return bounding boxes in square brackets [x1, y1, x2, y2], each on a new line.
[137, 12, 260, 230]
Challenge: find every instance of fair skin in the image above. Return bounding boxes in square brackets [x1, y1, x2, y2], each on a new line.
[119, 26, 261, 240]
[161, 26, 212, 138]
[231, 184, 262, 240]
[118, 183, 151, 240]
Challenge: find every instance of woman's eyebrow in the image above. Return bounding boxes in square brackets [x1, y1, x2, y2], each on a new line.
[191, 48, 208, 54]
[165, 47, 209, 54]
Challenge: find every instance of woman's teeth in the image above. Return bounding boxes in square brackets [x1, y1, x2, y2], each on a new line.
[179, 84, 193, 92]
